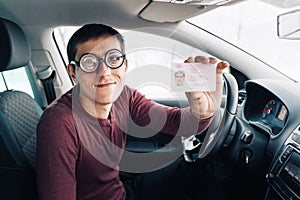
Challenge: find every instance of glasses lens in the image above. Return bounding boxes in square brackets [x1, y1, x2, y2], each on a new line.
[105, 50, 124, 69]
[80, 54, 98, 72]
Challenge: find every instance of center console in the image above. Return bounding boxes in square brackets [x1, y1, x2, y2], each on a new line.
[265, 125, 300, 200]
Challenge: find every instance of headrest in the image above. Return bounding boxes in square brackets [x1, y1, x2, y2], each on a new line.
[0, 18, 31, 72]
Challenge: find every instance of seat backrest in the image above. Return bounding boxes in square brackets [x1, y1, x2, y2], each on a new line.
[0, 17, 41, 200]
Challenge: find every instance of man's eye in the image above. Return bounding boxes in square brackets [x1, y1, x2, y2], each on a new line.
[109, 56, 120, 62]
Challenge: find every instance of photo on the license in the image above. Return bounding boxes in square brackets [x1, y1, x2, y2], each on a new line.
[171, 63, 216, 92]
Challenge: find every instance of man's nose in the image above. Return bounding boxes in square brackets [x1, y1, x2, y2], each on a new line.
[96, 62, 112, 77]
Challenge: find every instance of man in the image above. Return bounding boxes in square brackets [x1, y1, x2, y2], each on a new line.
[36, 23, 228, 200]
[174, 70, 186, 86]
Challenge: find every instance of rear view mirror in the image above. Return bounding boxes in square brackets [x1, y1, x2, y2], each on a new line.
[277, 9, 300, 39]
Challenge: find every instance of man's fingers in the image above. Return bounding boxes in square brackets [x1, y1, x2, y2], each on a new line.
[217, 61, 229, 74]
[184, 56, 229, 74]
[184, 57, 194, 63]
[209, 57, 218, 64]
[195, 56, 209, 64]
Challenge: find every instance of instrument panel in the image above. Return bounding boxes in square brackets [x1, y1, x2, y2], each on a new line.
[261, 99, 287, 123]
[258, 99, 288, 134]
[244, 83, 289, 136]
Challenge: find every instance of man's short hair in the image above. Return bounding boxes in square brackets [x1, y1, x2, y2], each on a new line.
[67, 23, 125, 63]
[175, 70, 185, 77]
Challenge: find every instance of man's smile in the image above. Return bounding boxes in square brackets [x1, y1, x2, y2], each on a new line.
[94, 82, 116, 88]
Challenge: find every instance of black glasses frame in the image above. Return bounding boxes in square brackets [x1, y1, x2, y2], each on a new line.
[70, 49, 126, 73]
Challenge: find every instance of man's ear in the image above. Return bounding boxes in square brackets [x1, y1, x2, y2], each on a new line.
[67, 64, 77, 83]
[124, 59, 128, 72]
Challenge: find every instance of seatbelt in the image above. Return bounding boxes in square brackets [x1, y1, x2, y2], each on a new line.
[36, 66, 56, 104]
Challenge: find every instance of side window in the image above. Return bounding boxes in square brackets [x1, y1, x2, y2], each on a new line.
[122, 30, 209, 100]
[53, 27, 216, 101]
[0, 66, 35, 98]
[53, 26, 79, 65]
[0, 74, 6, 91]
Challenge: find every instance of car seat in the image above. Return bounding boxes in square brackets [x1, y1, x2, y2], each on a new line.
[0, 17, 41, 200]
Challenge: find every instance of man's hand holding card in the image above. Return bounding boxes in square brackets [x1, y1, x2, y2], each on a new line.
[182, 56, 229, 120]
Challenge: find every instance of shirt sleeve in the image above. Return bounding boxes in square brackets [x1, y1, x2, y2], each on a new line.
[36, 107, 78, 200]
[129, 89, 212, 136]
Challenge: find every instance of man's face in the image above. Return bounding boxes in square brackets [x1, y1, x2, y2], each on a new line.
[73, 36, 128, 106]
[175, 73, 185, 86]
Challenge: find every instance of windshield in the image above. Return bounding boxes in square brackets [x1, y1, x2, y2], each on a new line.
[188, 0, 300, 82]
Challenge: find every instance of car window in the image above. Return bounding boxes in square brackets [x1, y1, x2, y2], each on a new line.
[188, 0, 300, 82]
[0, 66, 35, 98]
[54, 27, 215, 100]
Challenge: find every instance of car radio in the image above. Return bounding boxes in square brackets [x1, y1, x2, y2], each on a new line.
[266, 125, 300, 200]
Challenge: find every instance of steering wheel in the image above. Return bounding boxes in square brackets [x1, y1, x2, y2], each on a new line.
[182, 72, 239, 161]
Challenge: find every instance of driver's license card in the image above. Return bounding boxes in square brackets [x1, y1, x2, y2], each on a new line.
[171, 63, 216, 92]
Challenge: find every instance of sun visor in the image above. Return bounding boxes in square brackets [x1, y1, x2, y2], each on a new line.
[140, 0, 239, 23]
[140, 2, 205, 23]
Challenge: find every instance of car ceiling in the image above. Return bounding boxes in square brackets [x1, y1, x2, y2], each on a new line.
[0, 0, 243, 29]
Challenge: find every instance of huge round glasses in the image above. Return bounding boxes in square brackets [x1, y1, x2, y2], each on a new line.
[70, 49, 126, 73]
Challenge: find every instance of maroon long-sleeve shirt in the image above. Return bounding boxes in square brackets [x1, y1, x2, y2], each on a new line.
[36, 85, 212, 200]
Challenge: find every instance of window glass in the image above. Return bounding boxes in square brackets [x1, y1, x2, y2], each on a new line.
[123, 30, 208, 100]
[188, 0, 300, 82]
[53, 26, 79, 64]
[0, 67, 34, 98]
[54, 27, 214, 100]
[0, 74, 6, 91]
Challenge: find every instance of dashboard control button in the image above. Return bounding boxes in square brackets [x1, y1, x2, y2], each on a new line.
[240, 130, 253, 144]
[292, 133, 299, 141]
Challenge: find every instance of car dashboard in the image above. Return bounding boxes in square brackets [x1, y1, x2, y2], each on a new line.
[243, 82, 288, 136]
[240, 79, 300, 200]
